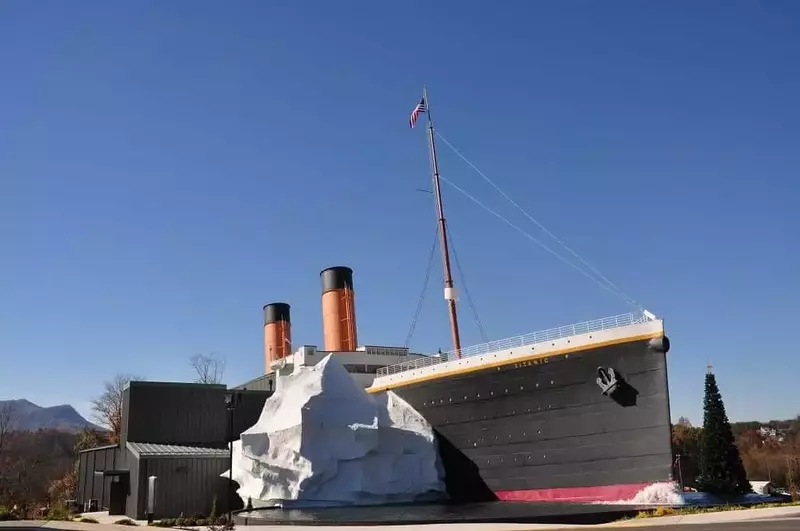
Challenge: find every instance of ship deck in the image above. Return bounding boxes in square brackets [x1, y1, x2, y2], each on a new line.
[370, 310, 662, 391]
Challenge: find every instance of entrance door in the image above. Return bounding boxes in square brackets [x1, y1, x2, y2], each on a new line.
[108, 477, 127, 515]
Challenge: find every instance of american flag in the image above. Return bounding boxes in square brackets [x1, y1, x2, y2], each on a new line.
[409, 97, 426, 128]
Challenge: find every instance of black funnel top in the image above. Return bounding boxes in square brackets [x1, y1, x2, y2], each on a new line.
[320, 266, 354, 294]
[263, 302, 291, 325]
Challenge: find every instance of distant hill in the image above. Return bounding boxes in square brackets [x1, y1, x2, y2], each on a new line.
[0, 399, 106, 433]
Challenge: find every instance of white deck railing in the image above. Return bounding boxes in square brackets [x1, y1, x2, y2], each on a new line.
[376, 311, 653, 378]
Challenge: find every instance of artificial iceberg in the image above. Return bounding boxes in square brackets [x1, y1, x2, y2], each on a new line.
[225, 354, 446, 508]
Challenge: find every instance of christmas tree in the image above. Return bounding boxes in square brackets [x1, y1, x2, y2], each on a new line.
[695, 364, 751, 494]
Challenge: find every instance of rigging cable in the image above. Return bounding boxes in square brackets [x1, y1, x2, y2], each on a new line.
[437, 173, 639, 307]
[447, 226, 489, 343]
[434, 131, 641, 309]
[404, 223, 440, 348]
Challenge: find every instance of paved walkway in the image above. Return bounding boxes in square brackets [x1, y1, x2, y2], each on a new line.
[598, 505, 800, 527]
[0, 505, 798, 530]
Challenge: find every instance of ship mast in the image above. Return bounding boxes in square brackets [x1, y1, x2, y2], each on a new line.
[423, 86, 462, 358]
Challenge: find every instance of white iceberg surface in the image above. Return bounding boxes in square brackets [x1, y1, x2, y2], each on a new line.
[595, 482, 686, 505]
[223, 354, 446, 508]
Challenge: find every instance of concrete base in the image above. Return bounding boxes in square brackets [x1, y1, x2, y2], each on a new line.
[234, 501, 645, 526]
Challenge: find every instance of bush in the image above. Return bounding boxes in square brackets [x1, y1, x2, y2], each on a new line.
[150, 518, 176, 527]
[46, 502, 72, 521]
[115, 518, 138, 525]
[654, 506, 676, 517]
[80, 517, 100, 523]
[0, 506, 18, 521]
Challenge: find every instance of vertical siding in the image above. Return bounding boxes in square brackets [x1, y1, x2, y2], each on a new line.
[77, 451, 88, 503]
[125, 382, 272, 445]
[142, 457, 238, 519]
[125, 450, 141, 520]
[126, 382, 228, 444]
[82, 381, 274, 519]
[231, 391, 271, 440]
[75, 446, 120, 510]
[121, 386, 131, 446]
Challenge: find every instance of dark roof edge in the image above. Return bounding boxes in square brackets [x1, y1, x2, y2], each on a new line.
[127, 380, 228, 390]
[231, 373, 273, 390]
[79, 444, 120, 454]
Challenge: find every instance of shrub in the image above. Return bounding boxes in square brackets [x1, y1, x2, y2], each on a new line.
[150, 518, 176, 527]
[209, 496, 217, 521]
[115, 518, 138, 525]
[46, 502, 72, 521]
[654, 506, 676, 517]
[79, 517, 99, 523]
[0, 506, 18, 521]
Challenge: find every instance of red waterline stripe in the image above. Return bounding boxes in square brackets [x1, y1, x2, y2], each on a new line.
[496, 482, 652, 503]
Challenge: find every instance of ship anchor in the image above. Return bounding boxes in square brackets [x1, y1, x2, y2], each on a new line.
[596, 367, 619, 396]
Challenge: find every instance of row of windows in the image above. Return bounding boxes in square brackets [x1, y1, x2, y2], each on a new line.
[363, 346, 409, 356]
[342, 364, 387, 374]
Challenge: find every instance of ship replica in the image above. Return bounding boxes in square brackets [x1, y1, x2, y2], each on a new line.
[249, 89, 673, 504]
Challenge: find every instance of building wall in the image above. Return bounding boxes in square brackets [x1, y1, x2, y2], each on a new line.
[233, 374, 275, 393]
[76, 446, 120, 510]
[231, 391, 271, 439]
[124, 450, 141, 521]
[75, 381, 272, 520]
[124, 382, 228, 444]
[136, 457, 239, 520]
[120, 386, 130, 445]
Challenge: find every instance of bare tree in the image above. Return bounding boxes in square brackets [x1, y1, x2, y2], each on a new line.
[91, 373, 140, 443]
[0, 401, 16, 454]
[190, 352, 226, 384]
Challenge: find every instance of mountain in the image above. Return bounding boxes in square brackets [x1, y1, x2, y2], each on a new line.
[0, 399, 106, 433]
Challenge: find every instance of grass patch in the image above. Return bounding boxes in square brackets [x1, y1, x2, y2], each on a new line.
[115, 518, 138, 525]
[631, 500, 800, 519]
[79, 517, 100, 523]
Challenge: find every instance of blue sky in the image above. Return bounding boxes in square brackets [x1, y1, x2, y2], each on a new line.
[1, 1, 798, 426]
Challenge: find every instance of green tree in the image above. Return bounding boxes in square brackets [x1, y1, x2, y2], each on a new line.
[672, 421, 702, 487]
[696, 368, 751, 494]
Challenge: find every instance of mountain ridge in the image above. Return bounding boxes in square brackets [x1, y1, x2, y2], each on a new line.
[0, 398, 106, 433]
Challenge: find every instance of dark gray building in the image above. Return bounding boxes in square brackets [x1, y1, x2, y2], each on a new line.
[76, 381, 271, 520]
[231, 373, 275, 393]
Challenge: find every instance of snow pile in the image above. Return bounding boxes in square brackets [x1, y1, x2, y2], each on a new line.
[596, 482, 686, 505]
[224, 354, 446, 508]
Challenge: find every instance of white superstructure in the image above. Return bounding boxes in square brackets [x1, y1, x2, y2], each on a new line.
[270, 344, 429, 389]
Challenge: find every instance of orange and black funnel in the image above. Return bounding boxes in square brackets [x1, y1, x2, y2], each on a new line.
[320, 266, 357, 351]
[263, 302, 291, 372]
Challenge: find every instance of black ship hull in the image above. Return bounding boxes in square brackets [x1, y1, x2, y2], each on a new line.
[370, 331, 672, 503]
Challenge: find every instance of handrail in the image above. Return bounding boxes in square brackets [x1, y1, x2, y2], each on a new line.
[376, 311, 653, 377]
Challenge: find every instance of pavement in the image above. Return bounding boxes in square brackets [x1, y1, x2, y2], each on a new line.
[0, 505, 798, 530]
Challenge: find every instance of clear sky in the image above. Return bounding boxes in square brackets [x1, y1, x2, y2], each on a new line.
[1, 1, 798, 426]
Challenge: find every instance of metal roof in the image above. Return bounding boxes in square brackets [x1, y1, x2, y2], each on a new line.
[126, 442, 229, 459]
